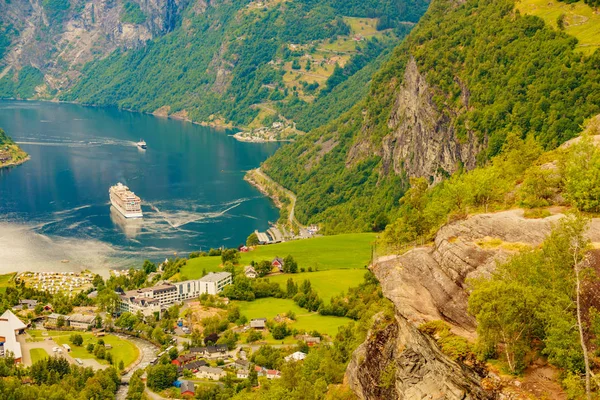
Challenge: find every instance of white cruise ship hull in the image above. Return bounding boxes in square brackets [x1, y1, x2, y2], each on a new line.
[110, 194, 143, 218]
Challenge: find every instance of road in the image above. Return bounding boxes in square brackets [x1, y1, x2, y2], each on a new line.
[254, 168, 303, 229]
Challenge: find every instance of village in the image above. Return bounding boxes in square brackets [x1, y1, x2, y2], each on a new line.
[0, 247, 341, 398]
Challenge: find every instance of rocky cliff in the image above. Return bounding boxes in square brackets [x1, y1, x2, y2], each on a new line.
[348, 57, 485, 182]
[346, 209, 600, 398]
[0, 0, 190, 93]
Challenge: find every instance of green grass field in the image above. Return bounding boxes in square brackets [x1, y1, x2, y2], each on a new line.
[30, 348, 49, 364]
[344, 17, 380, 36]
[180, 233, 376, 280]
[516, 0, 600, 54]
[29, 330, 139, 368]
[236, 298, 351, 338]
[265, 269, 368, 302]
[0, 273, 15, 293]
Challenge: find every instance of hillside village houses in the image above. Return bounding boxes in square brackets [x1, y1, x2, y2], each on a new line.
[45, 313, 97, 330]
[119, 272, 232, 316]
[0, 310, 27, 363]
[244, 265, 258, 279]
[196, 366, 226, 380]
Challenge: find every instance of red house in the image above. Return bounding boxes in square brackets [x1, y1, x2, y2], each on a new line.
[180, 380, 195, 397]
[271, 257, 284, 272]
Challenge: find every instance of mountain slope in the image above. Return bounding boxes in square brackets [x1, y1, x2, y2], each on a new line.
[262, 0, 600, 233]
[0, 0, 429, 130]
[61, 0, 428, 128]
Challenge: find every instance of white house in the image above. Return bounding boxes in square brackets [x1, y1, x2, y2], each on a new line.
[196, 366, 226, 380]
[284, 351, 307, 362]
[198, 272, 232, 295]
[0, 310, 27, 363]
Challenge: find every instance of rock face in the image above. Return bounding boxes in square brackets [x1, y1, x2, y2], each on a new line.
[0, 0, 190, 92]
[348, 57, 485, 182]
[347, 209, 600, 399]
[347, 313, 493, 400]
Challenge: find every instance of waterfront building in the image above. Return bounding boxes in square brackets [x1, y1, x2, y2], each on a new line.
[118, 272, 232, 316]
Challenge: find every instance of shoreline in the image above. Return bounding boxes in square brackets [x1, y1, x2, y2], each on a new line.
[244, 168, 284, 209]
[0, 154, 30, 170]
[1, 97, 238, 131]
[233, 131, 294, 143]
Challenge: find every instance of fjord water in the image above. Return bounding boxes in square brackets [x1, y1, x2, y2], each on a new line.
[0, 101, 280, 274]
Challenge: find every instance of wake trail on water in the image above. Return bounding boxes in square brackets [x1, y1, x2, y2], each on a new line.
[147, 201, 244, 229]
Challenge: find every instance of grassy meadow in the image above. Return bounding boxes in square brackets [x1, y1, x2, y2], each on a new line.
[30, 348, 49, 364]
[236, 298, 351, 338]
[265, 268, 369, 303]
[29, 330, 139, 368]
[180, 233, 376, 280]
[516, 0, 600, 54]
[0, 273, 15, 293]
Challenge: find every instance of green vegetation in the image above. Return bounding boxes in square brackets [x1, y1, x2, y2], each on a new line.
[0, 66, 44, 99]
[267, 269, 367, 302]
[41, 0, 70, 23]
[517, 0, 600, 55]
[0, 23, 17, 62]
[180, 233, 375, 278]
[0, 272, 15, 293]
[30, 330, 139, 369]
[29, 348, 49, 364]
[0, 355, 119, 399]
[263, 0, 600, 234]
[469, 214, 598, 394]
[62, 0, 427, 127]
[237, 298, 351, 338]
[120, 1, 147, 24]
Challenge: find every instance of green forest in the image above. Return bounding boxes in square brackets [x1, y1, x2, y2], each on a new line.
[59, 0, 428, 127]
[263, 0, 600, 234]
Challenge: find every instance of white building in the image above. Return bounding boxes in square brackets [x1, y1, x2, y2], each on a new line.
[0, 310, 26, 363]
[284, 351, 307, 362]
[119, 273, 232, 316]
[68, 314, 97, 330]
[198, 272, 232, 295]
[196, 366, 226, 380]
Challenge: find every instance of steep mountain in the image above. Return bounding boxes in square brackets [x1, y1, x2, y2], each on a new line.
[262, 0, 600, 233]
[0, 0, 430, 129]
[0, 0, 188, 98]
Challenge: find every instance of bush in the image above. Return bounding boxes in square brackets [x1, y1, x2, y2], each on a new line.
[69, 334, 83, 346]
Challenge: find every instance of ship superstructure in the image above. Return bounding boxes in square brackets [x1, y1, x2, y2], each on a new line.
[109, 183, 143, 218]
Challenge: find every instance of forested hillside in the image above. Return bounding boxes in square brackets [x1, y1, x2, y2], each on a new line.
[263, 0, 600, 233]
[60, 0, 428, 128]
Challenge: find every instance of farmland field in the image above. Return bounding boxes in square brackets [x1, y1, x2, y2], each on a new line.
[180, 233, 376, 279]
[0, 273, 15, 293]
[236, 298, 352, 338]
[516, 0, 600, 54]
[265, 269, 368, 302]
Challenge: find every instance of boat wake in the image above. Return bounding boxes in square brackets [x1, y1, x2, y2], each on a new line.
[147, 201, 243, 229]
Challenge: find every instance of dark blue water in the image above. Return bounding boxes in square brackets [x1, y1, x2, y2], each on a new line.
[0, 100, 280, 272]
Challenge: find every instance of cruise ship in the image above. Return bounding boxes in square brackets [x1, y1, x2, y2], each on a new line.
[109, 183, 143, 218]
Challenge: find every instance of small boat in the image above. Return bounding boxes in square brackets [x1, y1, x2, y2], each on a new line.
[136, 139, 147, 149]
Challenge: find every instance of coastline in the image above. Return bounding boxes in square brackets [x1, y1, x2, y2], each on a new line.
[244, 168, 284, 209]
[233, 131, 294, 143]
[0, 153, 30, 170]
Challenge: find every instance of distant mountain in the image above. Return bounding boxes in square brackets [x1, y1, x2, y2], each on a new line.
[262, 0, 600, 233]
[0, 0, 429, 130]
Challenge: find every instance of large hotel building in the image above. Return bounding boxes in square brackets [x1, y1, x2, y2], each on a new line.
[119, 272, 232, 316]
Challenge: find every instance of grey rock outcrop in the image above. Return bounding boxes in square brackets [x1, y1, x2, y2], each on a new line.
[0, 0, 190, 91]
[348, 57, 485, 183]
[347, 209, 600, 399]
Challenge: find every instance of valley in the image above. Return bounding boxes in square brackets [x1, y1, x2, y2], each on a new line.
[1, 0, 600, 397]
